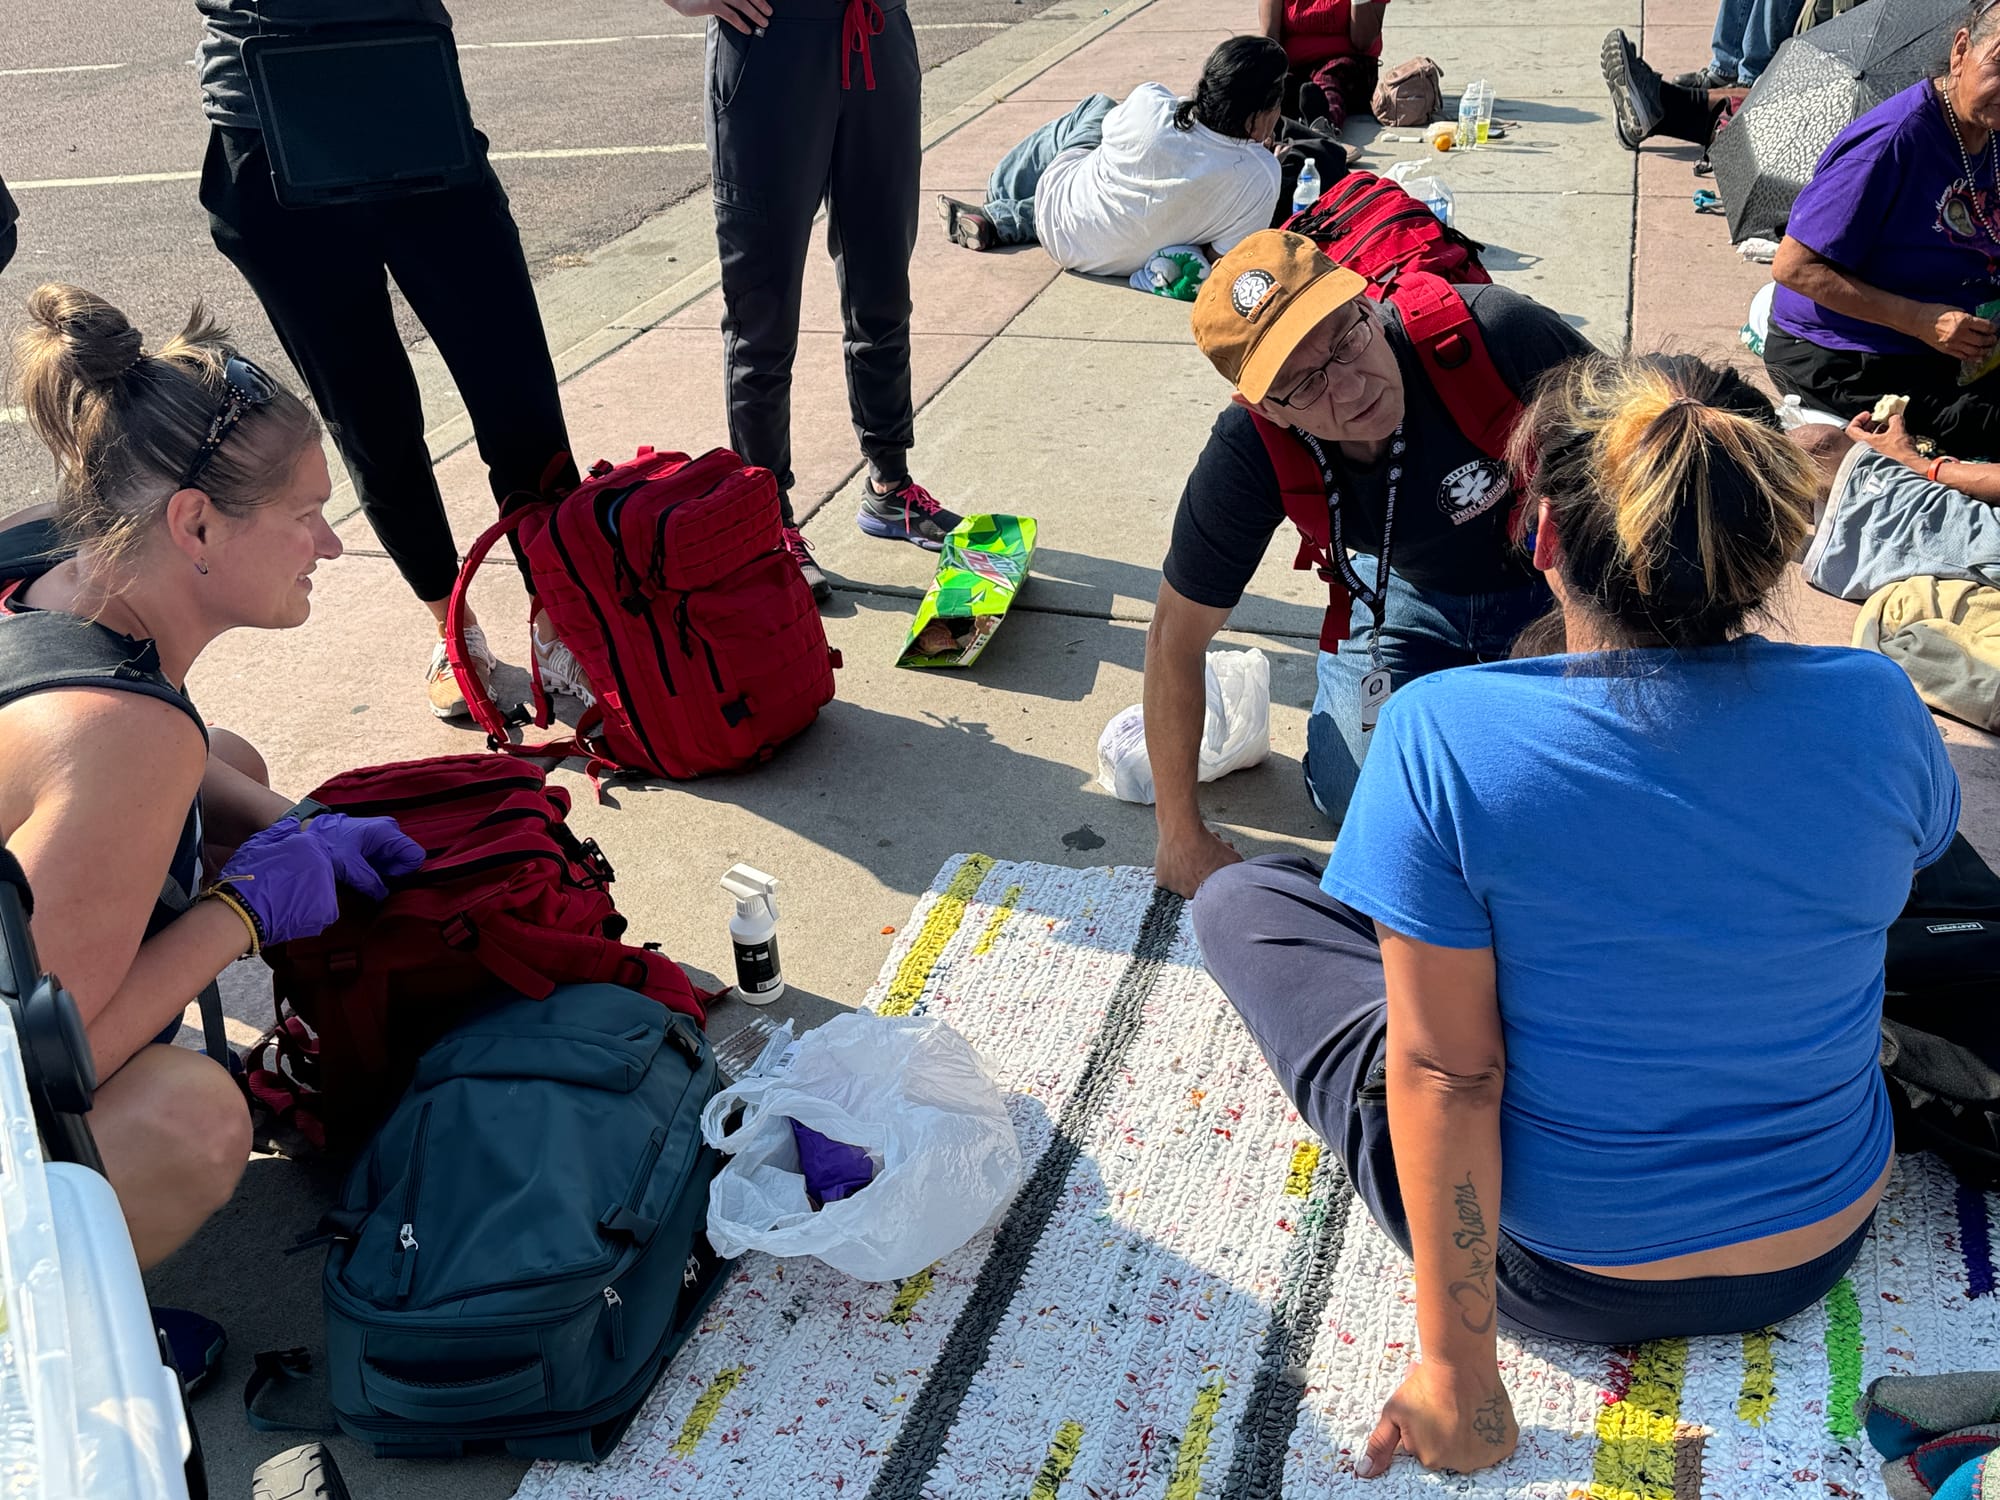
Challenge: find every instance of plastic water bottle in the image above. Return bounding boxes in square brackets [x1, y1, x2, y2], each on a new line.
[1456, 85, 1481, 149]
[1292, 158, 1320, 216]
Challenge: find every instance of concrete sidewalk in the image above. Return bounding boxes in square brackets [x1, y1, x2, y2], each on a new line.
[157, 0, 2000, 1494]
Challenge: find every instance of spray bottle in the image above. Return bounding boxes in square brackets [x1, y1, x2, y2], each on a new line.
[721, 864, 784, 1004]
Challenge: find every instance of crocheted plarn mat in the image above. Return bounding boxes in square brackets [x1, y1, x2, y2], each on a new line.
[515, 855, 2000, 1500]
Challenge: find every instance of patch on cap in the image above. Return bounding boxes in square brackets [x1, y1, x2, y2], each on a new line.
[1230, 269, 1278, 319]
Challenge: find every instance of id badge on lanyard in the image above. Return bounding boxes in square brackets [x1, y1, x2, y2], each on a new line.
[1299, 427, 1404, 731]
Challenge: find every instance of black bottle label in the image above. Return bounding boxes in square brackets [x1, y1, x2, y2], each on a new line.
[734, 935, 781, 993]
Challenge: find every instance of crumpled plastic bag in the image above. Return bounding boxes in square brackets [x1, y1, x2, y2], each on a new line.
[700, 1011, 1022, 1282]
[1096, 648, 1272, 804]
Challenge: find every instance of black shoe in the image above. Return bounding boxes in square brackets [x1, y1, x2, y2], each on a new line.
[856, 479, 962, 552]
[1600, 29, 1665, 150]
[936, 194, 995, 252]
[154, 1306, 226, 1396]
[782, 525, 833, 604]
[1671, 63, 1740, 91]
[1298, 81, 1333, 129]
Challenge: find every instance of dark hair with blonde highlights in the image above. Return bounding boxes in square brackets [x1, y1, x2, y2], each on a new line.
[1509, 352, 1816, 651]
[12, 284, 319, 574]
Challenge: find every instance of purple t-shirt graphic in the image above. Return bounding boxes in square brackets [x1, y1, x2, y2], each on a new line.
[1772, 81, 2000, 357]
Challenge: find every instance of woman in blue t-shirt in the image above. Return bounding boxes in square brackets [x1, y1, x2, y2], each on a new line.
[1767, 2, 2000, 456]
[1192, 351, 1960, 1480]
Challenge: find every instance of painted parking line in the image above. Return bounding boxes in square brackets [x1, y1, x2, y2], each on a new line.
[12, 143, 706, 190]
[0, 62, 128, 76]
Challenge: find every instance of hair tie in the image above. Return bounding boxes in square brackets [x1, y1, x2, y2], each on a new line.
[118, 350, 145, 376]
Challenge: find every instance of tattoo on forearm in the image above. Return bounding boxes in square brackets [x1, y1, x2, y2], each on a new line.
[1472, 1392, 1510, 1446]
[1444, 1173, 1496, 1336]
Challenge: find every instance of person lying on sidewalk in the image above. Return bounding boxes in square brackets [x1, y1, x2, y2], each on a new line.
[1261, 0, 1385, 135]
[1766, 1, 2000, 459]
[1600, 28, 1747, 154]
[937, 37, 1298, 277]
[1193, 351, 1954, 1480]
[0, 285, 423, 1386]
[1796, 408, 2000, 600]
[1145, 231, 1589, 897]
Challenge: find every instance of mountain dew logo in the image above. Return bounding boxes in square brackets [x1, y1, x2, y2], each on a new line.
[936, 515, 1036, 614]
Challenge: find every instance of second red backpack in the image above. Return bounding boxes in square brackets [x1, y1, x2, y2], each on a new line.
[448, 447, 838, 783]
[1284, 169, 1493, 289]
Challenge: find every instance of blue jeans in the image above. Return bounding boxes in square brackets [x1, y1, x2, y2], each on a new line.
[1709, 0, 1809, 83]
[1303, 562, 1551, 826]
[983, 94, 1116, 246]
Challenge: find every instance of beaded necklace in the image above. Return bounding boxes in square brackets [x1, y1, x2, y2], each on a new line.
[1942, 80, 2000, 244]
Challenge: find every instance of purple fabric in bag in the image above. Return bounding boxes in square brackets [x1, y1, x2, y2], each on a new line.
[790, 1118, 875, 1207]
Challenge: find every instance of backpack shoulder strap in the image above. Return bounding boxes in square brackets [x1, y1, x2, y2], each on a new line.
[1246, 406, 1353, 651]
[1388, 272, 1522, 462]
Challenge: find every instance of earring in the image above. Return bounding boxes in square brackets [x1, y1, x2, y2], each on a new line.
[195, 559, 209, 576]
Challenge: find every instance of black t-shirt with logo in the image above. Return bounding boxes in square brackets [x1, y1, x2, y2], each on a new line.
[1164, 283, 1592, 608]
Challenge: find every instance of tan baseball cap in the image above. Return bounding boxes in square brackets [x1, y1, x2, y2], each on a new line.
[1192, 231, 1368, 404]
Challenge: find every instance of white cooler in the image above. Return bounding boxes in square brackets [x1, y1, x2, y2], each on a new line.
[0, 1009, 192, 1499]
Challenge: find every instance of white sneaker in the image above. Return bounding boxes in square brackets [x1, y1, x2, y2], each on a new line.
[533, 627, 596, 708]
[426, 623, 497, 720]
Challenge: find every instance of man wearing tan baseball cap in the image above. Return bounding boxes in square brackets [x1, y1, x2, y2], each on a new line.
[1144, 229, 1591, 897]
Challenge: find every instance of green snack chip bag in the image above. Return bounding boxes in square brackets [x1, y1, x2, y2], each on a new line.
[896, 514, 1037, 669]
[1960, 297, 2000, 387]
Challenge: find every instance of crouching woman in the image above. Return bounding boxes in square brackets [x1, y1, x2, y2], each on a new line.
[0, 285, 422, 1276]
[1192, 352, 1958, 1477]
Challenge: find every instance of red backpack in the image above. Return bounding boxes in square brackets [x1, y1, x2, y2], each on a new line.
[1264, 175, 1521, 651]
[256, 754, 704, 1145]
[447, 447, 838, 785]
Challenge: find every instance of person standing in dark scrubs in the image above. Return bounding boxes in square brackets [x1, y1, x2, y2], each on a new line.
[667, 0, 964, 604]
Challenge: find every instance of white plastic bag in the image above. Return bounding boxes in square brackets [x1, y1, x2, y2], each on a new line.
[1096, 648, 1272, 804]
[700, 1011, 1022, 1282]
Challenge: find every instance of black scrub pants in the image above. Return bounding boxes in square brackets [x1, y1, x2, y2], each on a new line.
[202, 128, 575, 602]
[705, 0, 921, 524]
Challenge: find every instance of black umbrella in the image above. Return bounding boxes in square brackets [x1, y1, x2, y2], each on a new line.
[1710, 0, 1961, 244]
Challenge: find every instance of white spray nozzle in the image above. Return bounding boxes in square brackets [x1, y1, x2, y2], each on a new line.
[722, 863, 780, 919]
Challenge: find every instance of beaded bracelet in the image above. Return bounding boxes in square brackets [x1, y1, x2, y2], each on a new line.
[201, 885, 263, 958]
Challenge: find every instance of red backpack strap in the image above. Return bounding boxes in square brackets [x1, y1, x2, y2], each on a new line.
[1246, 405, 1353, 651]
[1388, 272, 1522, 461]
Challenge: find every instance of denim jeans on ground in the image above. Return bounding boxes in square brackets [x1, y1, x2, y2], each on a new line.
[982, 94, 1116, 246]
[1303, 562, 1550, 826]
[1709, 0, 1809, 83]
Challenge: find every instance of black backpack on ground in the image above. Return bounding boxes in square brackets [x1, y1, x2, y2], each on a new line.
[1882, 832, 2000, 1187]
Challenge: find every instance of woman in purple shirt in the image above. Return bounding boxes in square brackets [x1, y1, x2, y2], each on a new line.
[1768, 1, 2000, 458]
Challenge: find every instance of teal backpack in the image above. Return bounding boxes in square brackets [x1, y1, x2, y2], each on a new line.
[310, 984, 726, 1460]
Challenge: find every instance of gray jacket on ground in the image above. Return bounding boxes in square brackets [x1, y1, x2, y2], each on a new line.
[1802, 443, 2000, 601]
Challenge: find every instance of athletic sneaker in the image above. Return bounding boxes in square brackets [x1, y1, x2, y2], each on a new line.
[1671, 63, 1741, 91]
[782, 525, 833, 603]
[426, 623, 497, 720]
[937, 195, 996, 252]
[856, 479, 963, 552]
[1600, 29, 1665, 150]
[532, 625, 596, 708]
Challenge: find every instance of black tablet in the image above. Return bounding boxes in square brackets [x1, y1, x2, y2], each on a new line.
[243, 24, 481, 208]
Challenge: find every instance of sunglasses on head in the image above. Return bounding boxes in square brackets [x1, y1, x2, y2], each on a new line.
[176, 354, 279, 493]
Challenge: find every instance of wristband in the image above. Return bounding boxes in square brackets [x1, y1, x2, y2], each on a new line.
[1929, 456, 1955, 485]
[281, 797, 330, 827]
[201, 884, 263, 957]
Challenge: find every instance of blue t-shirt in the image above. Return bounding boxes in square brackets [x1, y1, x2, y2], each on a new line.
[1321, 640, 1960, 1265]
[1772, 81, 2000, 357]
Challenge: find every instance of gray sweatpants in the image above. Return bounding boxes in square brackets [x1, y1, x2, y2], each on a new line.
[704, 0, 921, 522]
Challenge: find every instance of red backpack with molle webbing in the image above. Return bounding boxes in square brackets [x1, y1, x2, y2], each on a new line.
[254, 754, 704, 1146]
[446, 446, 839, 788]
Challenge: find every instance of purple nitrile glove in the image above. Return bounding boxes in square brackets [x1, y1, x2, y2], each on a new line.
[789, 1119, 875, 1209]
[215, 819, 340, 947]
[304, 813, 426, 901]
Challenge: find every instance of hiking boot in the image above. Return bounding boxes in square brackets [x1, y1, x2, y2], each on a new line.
[1600, 29, 1664, 150]
[532, 625, 596, 708]
[1671, 62, 1740, 91]
[857, 479, 962, 552]
[426, 623, 496, 721]
[782, 524, 833, 603]
[937, 195, 996, 252]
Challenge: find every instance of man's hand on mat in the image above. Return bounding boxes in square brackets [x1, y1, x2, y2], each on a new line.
[1846, 410, 1927, 475]
[1916, 303, 1998, 361]
[663, 0, 772, 34]
[1154, 824, 1242, 899]
[1356, 1362, 1517, 1479]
